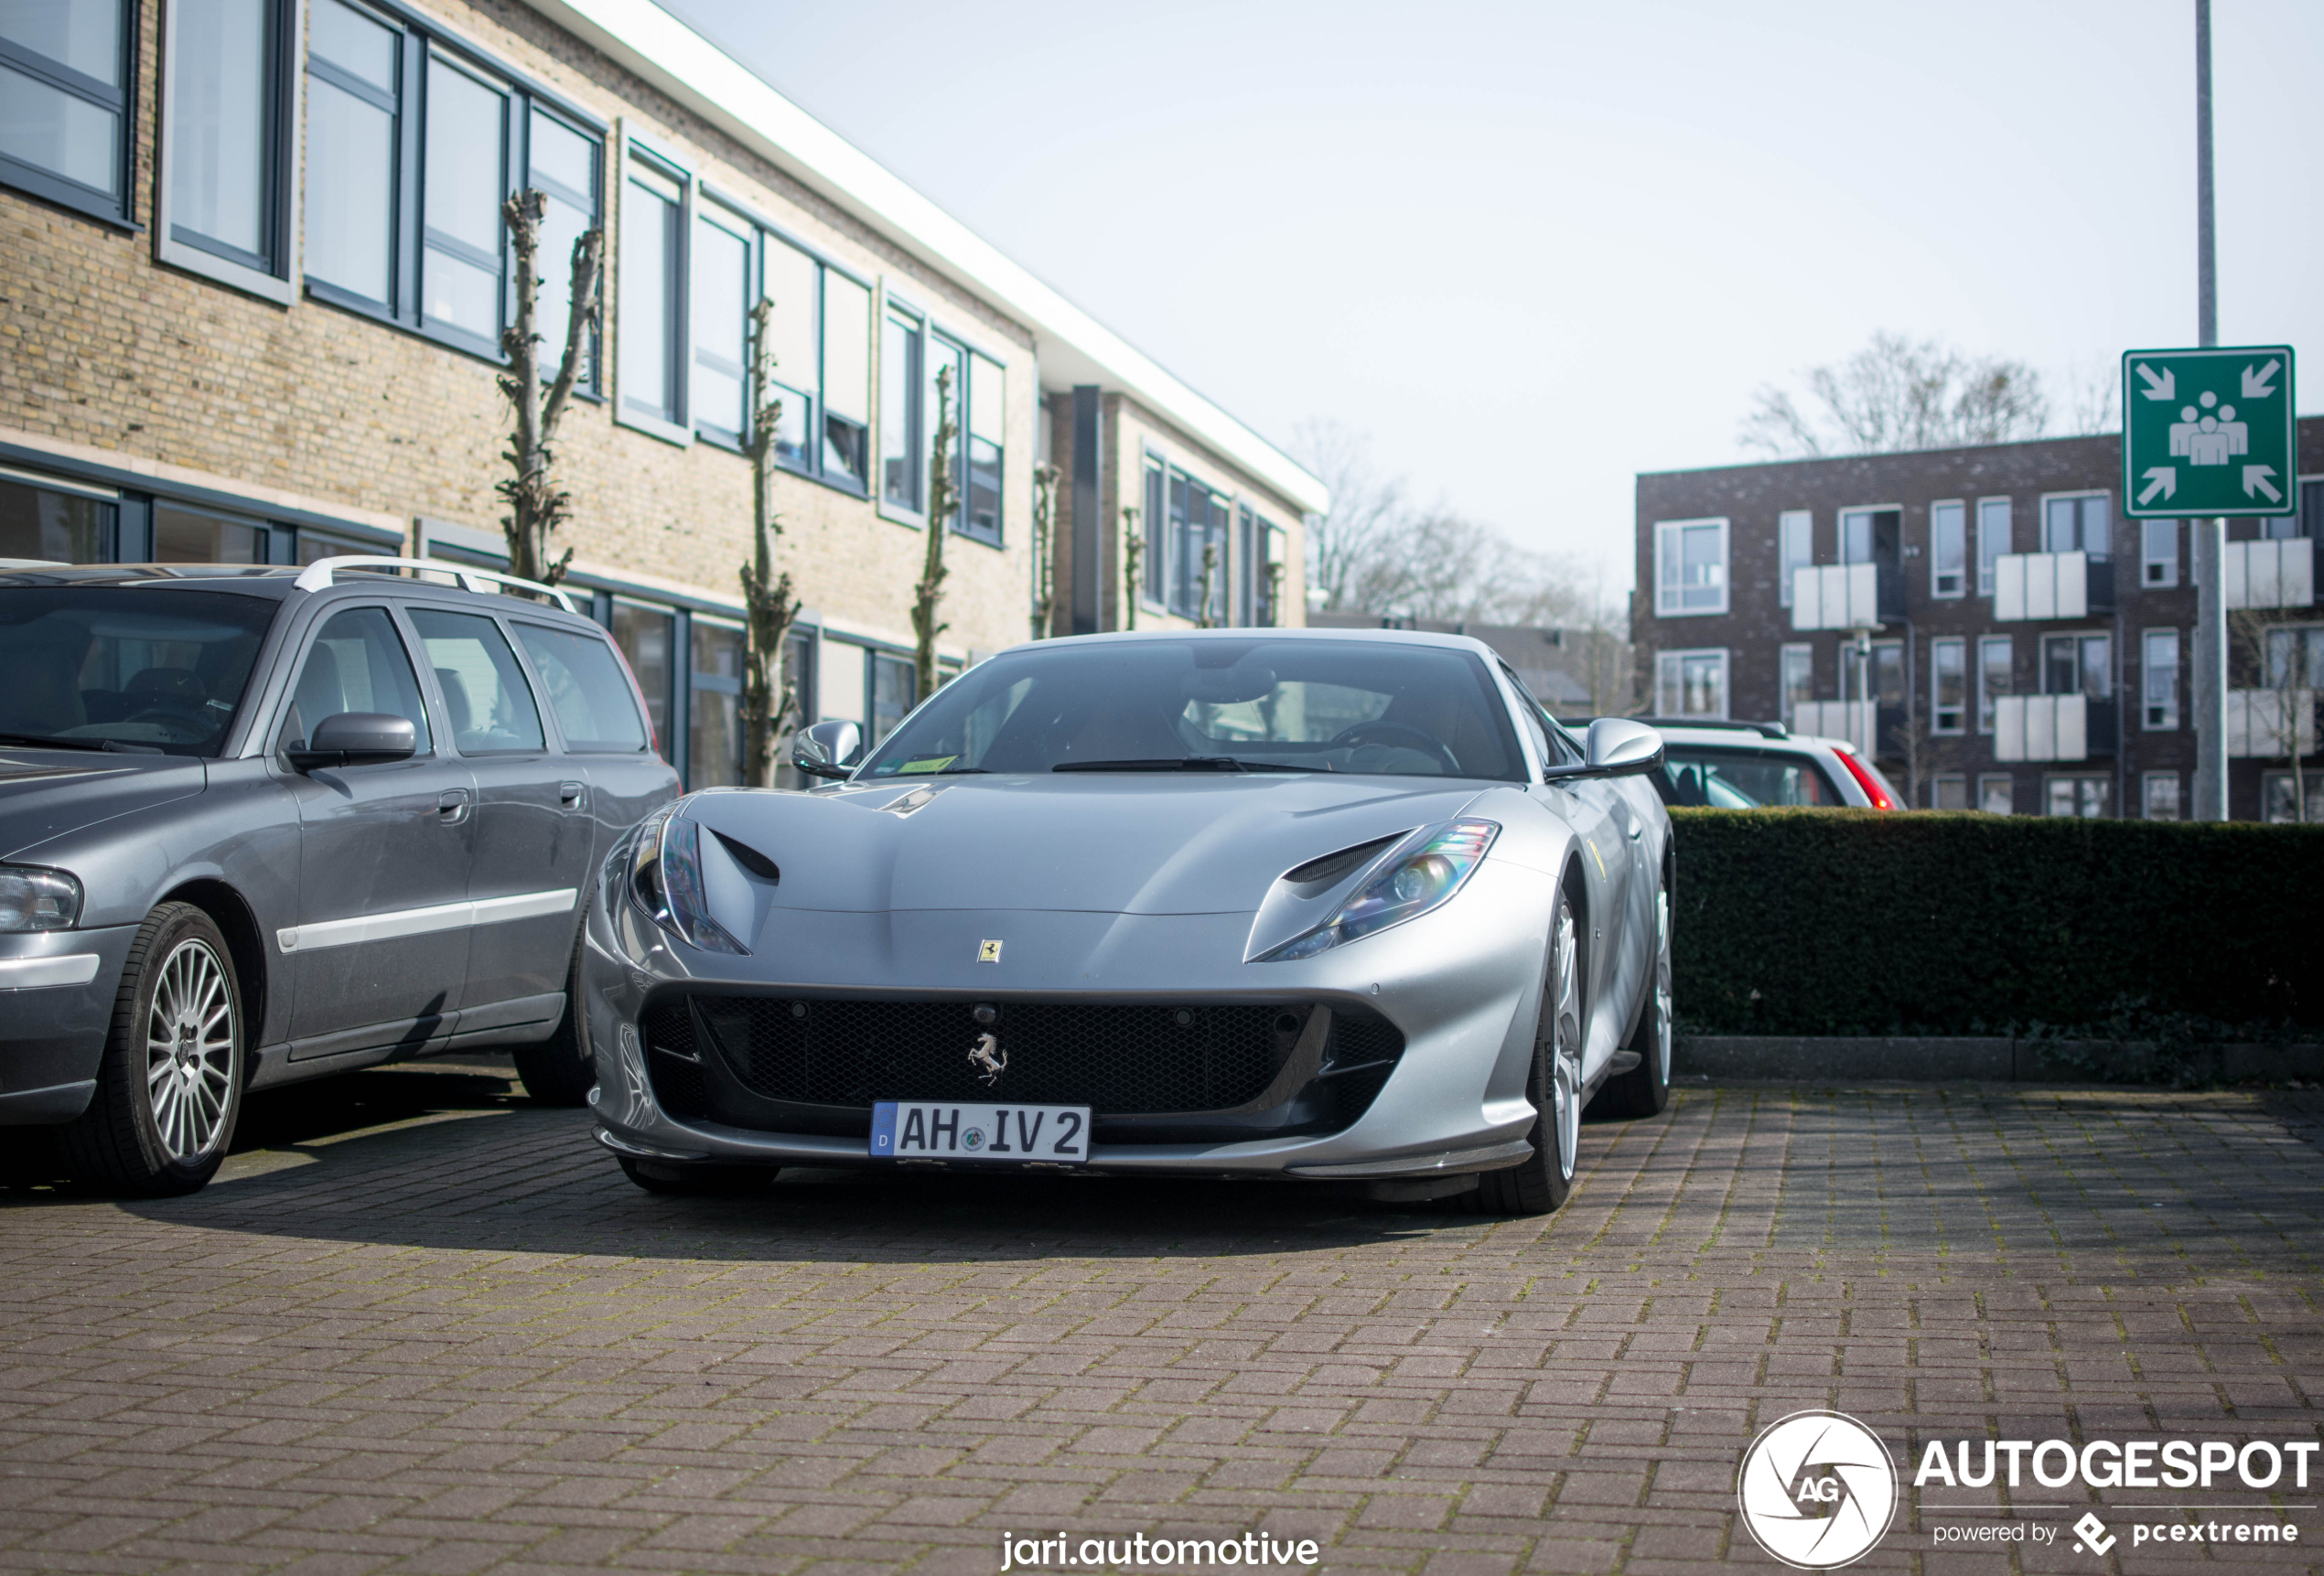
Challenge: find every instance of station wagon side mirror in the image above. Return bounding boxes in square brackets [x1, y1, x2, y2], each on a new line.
[286, 712, 417, 772]
[793, 719, 863, 780]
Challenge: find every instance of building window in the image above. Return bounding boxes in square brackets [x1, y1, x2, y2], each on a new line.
[0, 0, 134, 223]
[303, 0, 400, 306]
[2142, 628, 2179, 730]
[1165, 468, 1228, 621]
[2263, 625, 2324, 691]
[1977, 635, 2011, 734]
[1655, 649, 1728, 719]
[750, 232, 871, 490]
[1977, 774, 2014, 815]
[0, 469, 116, 562]
[2041, 632, 2110, 700]
[879, 307, 922, 515]
[1840, 507, 1899, 565]
[2044, 775, 2113, 819]
[2141, 519, 2179, 588]
[1931, 637, 1965, 733]
[1653, 518, 1727, 616]
[963, 351, 1005, 547]
[869, 650, 915, 743]
[1142, 456, 1165, 608]
[2143, 772, 2181, 821]
[1778, 509, 1811, 607]
[1778, 643, 1812, 731]
[687, 616, 743, 788]
[619, 155, 686, 432]
[2041, 492, 2111, 559]
[690, 207, 749, 445]
[609, 600, 673, 758]
[162, 0, 294, 291]
[1856, 638, 1903, 709]
[1976, 497, 2010, 595]
[1931, 775, 1967, 810]
[1930, 500, 1966, 597]
[820, 272, 872, 489]
[2264, 772, 2322, 824]
[154, 502, 266, 563]
[301, 0, 600, 357]
[419, 57, 509, 346]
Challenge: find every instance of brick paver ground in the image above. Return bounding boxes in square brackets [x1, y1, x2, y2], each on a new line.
[3, 1063, 2320, 1574]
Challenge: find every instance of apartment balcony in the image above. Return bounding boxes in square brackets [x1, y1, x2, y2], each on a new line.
[1790, 563, 1904, 631]
[1993, 693, 2118, 762]
[1992, 552, 2114, 622]
[1791, 699, 1877, 756]
[2222, 538, 2315, 610]
[2226, 690, 2319, 757]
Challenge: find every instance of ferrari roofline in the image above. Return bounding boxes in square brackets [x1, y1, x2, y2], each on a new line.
[991, 626, 1509, 661]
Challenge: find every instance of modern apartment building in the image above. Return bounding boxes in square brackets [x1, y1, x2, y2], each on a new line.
[1633, 422, 2322, 820]
[0, 0, 1322, 785]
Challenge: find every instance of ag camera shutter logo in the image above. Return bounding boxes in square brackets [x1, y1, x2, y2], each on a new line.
[1737, 1410, 1899, 1569]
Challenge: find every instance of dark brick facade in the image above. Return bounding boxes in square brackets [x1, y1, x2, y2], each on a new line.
[1632, 421, 2324, 819]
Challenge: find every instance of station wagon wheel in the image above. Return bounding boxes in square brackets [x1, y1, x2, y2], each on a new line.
[1472, 888, 1580, 1217]
[60, 902, 245, 1196]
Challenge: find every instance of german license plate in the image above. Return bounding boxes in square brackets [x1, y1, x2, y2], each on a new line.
[870, 1100, 1091, 1164]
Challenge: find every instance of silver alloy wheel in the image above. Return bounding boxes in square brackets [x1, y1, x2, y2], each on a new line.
[1550, 900, 1582, 1182]
[1653, 886, 1673, 1086]
[145, 938, 235, 1161]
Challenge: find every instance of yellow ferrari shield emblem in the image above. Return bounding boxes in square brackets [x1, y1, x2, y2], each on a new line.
[976, 939, 1003, 963]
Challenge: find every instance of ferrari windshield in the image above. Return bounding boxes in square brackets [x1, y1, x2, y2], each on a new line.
[0, 588, 275, 756]
[859, 637, 1525, 780]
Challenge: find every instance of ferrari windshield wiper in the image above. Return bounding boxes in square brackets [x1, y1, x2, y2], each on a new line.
[0, 732, 113, 753]
[1052, 756, 1333, 774]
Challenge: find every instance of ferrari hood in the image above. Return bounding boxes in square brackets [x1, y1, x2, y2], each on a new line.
[683, 774, 1493, 917]
[0, 750, 207, 861]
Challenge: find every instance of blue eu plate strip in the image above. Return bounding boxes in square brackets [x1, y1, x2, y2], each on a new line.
[870, 1101, 898, 1160]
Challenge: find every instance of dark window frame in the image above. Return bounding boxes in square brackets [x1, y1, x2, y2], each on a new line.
[0, 0, 142, 227]
[158, 0, 297, 294]
[616, 141, 688, 438]
[299, 0, 605, 370]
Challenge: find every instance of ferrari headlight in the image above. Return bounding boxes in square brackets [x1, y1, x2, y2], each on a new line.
[0, 865, 81, 932]
[1258, 820, 1498, 961]
[627, 804, 748, 955]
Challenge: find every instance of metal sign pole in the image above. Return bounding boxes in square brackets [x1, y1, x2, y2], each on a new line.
[2191, 0, 2228, 820]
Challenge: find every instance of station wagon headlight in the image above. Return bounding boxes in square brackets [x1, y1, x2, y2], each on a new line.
[628, 805, 748, 955]
[0, 865, 81, 932]
[1258, 820, 1498, 962]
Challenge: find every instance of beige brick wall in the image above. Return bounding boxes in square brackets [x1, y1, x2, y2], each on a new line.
[0, 0, 1038, 664]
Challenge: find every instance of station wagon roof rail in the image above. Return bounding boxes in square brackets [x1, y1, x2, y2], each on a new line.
[291, 555, 580, 614]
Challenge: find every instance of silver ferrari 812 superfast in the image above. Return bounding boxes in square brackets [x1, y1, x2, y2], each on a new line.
[581, 628, 1673, 1214]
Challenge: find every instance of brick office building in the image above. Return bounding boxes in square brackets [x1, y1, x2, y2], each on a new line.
[1632, 423, 2322, 820]
[0, 0, 1322, 785]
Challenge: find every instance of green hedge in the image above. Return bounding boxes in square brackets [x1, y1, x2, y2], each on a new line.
[1670, 809, 2324, 1036]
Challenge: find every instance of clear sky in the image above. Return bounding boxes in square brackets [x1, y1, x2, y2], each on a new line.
[668, 0, 2323, 594]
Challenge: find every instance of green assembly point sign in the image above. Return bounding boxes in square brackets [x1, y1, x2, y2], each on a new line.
[2121, 345, 2297, 518]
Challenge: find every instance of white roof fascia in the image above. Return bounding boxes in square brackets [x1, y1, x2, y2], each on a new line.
[520, 0, 1328, 516]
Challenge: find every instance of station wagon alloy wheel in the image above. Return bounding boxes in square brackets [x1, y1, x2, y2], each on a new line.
[145, 938, 236, 1161]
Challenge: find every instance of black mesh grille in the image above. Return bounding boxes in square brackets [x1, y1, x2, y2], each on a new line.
[688, 998, 1292, 1113]
[640, 1000, 709, 1120]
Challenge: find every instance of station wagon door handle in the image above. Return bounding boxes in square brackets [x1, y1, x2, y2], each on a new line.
[559, 781, 586, 811]
[437, 788, 471, 825]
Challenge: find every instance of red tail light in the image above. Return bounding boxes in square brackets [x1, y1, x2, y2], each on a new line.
[1830, 746, 1897, 810]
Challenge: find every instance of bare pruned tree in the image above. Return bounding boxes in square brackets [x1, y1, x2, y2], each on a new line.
[1738, 331, 2050, 459]
[1291, 418, 1406, 613]
[497, 191, 603, 584]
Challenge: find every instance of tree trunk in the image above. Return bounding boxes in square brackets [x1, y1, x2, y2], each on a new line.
[1029, 465, 1058, 639]
[1120, 508, 1141, 631]
[740, 296, 802, 788]
[498, 191, 602, 586]
[910, 365, 958, 703]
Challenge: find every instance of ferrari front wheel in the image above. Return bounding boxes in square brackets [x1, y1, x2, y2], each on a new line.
[1474, 889, 1581, 1217]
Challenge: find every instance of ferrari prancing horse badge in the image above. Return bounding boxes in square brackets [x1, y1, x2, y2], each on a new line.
[976, 939, 1003, 963]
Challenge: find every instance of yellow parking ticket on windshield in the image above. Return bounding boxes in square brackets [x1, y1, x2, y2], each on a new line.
[897, 756, 957, 775]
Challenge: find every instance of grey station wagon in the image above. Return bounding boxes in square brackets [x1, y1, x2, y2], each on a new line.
[0, 558, 679, 1194]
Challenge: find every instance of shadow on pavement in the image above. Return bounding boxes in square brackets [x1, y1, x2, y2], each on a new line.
[3, 1056, 1631, 1263]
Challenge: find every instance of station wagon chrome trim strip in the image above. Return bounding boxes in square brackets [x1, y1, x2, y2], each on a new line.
[275, 888, 577, 954]
[0, 954, 102, 990]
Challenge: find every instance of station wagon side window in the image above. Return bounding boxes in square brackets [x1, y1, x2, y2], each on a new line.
[406, 607, 545, 754]
[511, 622, 650, 752]
[280, 606, 434, 753]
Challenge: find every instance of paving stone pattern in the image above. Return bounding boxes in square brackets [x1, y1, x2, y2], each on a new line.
[3, 1066, 2321, 1574]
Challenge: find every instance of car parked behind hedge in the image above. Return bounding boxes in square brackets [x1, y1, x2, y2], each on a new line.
[1635, 719, 1899, 811]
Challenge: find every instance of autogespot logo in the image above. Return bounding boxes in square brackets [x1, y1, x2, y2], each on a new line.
[1737, 1410, 1899, 1570]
